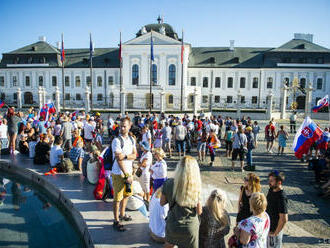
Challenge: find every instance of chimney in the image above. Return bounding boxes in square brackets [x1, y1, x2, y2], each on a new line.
[39, 36, 46, 42]
[56, 42, 61, 49]
[294, 33, 313, 43]
[229, 40, 235, 51]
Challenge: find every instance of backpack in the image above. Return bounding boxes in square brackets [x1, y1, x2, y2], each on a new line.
[93, 162, 112, 200]
[59, 158, 74, 172]
[103, 135, 134, 171]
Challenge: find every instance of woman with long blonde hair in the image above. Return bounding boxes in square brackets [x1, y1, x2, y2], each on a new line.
[160, 156, 202, 248]
[236, 173, 261, 224]
[199, 189, 230, 248]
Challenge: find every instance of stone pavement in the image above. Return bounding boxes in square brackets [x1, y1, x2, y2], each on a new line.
[0, 118, 329, 247]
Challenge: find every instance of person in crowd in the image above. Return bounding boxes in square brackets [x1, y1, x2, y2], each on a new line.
[61, 116, 73, 151]
[153, 123, 163, 149]
[141, 125, 152, 146]
[198, 128, 208, 163]
[276, 125, 289, 156]
[160, 156, 202, 248]
[34, 134, 51, 165]
[236, 173, 261, 224]
[174, 120, 187, 158]
[199, 189, 230, 248]
[138, 141, 152, 202]
[149, 187, 169, 243]
[289, 112, 297, 134]
[265, 121, 276, 153]
[111, 117, 137, 232]
[162, 122, 172, 158]
[49, 136, 64, 173]
[266, 171, 288, 248]
[18, 134, 29, 155]
[232, 125, 247, 172]
[0, 118, 8, 150]
[72, 129, 83, 148]
[224, 126, 233, 158]
[54, 119, 62, 137]
[252, 121, 260, 148]
[245, 126, 255, 171]
[83, 117, 95, 152]
[236, 192, 270, 247]
[6, 107, 21, 154]
[207, 129, 220, 166]
[28, 134, 38, 159]
[69, 139, 85, 171]
[150, 148, 167, 192]
[46, 127, 54, 146]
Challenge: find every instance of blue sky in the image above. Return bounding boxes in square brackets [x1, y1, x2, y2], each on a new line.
[1, 0, 329, 58]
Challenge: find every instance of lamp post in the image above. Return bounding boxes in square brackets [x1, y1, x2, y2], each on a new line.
[237, 89, 242, 119]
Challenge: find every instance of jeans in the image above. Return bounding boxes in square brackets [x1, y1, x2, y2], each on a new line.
[246, 149, 252, 166]
[175, 140, 186, 154]
[0, 138, 8, 149]
[268, 230, 283, 248]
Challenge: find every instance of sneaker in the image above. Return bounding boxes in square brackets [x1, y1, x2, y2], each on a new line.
[269, 150, 273, 154]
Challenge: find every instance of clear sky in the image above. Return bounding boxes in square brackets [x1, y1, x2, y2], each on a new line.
[1, 0, 329, 58]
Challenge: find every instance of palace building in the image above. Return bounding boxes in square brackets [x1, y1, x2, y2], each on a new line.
[0, 18, 329, 115]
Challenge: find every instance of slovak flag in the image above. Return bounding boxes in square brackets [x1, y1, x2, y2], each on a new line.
[312, 95, 329, 112]
[39, 106, 48, 120]
[0, 100, 4, 108]
[292, 116, 324, 159]
[72, 110, 79, 117]
[46, 103, 56, 114]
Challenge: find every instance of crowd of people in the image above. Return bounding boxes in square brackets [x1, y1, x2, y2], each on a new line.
[0, 106, 329, 247]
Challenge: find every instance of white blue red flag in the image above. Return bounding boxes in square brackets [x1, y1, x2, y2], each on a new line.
[292, 116, 324, 158]
[46, 102, 56, 114]
[312, 95, 329, 112]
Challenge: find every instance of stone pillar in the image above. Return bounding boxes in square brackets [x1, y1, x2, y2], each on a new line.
[209, 93, 213, 112]
[280, 84, 288, 119]
[237, 90, 241, 119]
[38, 87, 43, 109]
[85, 87, 90, 113]
[120, 91, 126, 115]
[55, 86, 61, 113]
[193, 88, 198, 116]
[160, 90, 165, 114]
[17, 87, 22, 110]
[42, 87, 47, 107]
[267, 91, 273, 120]
[305, 83, 313, 117]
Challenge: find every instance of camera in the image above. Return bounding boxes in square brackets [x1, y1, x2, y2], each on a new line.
[124, 181, 132, 193]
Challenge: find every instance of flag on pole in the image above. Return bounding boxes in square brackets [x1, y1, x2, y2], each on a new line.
[150, 33, 154, 61]
[312, 95, 329, 112]
[89, 33, 94, 60]
[0, 100, 4, 108]
[61, 33, 65, 63]
[292, 116, 324, 159]
[181, 30, 184, 64]
[46, 102, 56, 114]
[119, 32, 122, 61]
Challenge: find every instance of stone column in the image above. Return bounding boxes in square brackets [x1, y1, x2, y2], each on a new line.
[209, 93, 213, 112]
[280, 84, 288, 119]
[42, 87, 47, 107]
[120, 90, 126, 115]
[17, 87, 22, 110]
[160, 90, 165, 114]
[237, 90, 241, 119]
[193, 88, 198, 116]
[305, 83, 313, 117]
[267, 91, 273, 120]
[55, 86, 61, 113]
[38, 87, 43, 109]
[85, 87, 90, 113]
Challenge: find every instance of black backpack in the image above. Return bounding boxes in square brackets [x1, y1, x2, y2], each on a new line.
[103, 135, 134, 171]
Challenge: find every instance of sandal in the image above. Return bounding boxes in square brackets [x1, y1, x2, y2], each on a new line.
[113, 221, 126, 232]
[119, 214, 132, 221]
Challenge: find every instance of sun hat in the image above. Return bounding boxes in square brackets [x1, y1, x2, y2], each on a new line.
[139, 141, 150, 151]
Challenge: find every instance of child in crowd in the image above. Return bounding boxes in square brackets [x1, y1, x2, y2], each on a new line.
[150, 148, 167, 192]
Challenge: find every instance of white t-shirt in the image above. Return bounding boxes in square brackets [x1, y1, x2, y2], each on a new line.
[111, 135, 136, 176]
[139, 151, 152, 176]
[149, 194, 169, 238]
[84, 122, 95, 140]
[151, 160, 167, 179]
[50, 145, 64, 167]
[54, 124, 62, 136]
[0, 124, 8, 139]
[126, 181, 144, 210]
[29, 141, 37, 158]
[142, 130, 151, 143]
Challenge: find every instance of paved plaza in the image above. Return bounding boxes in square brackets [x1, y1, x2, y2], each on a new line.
[0, 119, 329, 248]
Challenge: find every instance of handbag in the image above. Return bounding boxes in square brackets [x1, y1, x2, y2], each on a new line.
[238, 134, 248, 153]
[135, 167, 142, 177]
[228, 234, 240, 248]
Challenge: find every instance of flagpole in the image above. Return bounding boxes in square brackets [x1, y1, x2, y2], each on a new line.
[180, 29, 184, 112]
[90, 33, 93, 112]
[61, 33, 65, 111]
[149, 32, 153, 112]
[119, 31, 123, 113]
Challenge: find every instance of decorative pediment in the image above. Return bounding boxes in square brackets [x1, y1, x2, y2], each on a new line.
[124, 31, 181, 46]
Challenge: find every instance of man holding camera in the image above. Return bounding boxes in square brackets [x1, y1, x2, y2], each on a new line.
[111, 117, 137, 232]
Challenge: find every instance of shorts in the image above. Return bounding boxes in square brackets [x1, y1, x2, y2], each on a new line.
[266, 136, 274, 142]
[197, 142, 207, 152]
[232, 148, 244, 161]
[112, 174, 133, 202]
[138, 172, 150, 194]
[225, 140, 233, 151]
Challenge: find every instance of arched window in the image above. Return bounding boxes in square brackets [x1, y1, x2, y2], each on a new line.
[240, 77, 246, 88]
[65, 76, 70, 87]
[300, 78, 306, 88]
[97, 76, 102, 87]
[97, 94, 103, 101]
[38, 76, 43, 86]
[126, 93, 134, 108]
[267, 77, 273, 89]
[166, 94, 174, 108]
[24, 92, 33, 104]
[132, 64, 139, 85]
[25, 76, 30, 87]
[317, 78, 323, 90]
[75, 76, 81, 87]
[168, 64, 176, 85]
[252, 77, 258, 88]
[152, 64, 157, 85]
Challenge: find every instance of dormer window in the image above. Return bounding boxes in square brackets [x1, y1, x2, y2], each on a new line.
[233, 57, 239, 63]
[210, 57, 216, 63]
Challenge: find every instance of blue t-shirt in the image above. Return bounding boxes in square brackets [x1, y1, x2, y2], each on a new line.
[38, 121, 47, 134]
